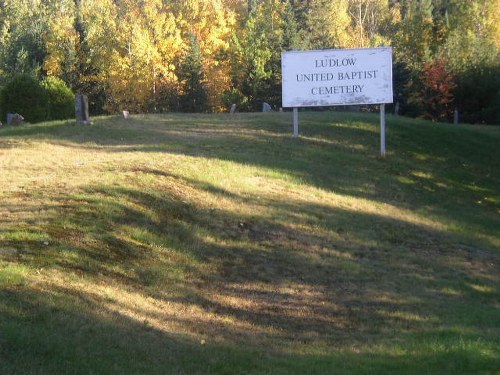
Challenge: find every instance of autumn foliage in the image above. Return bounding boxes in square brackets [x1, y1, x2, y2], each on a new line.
[0, 0, 498, 122]
[421, 58, 456, 122]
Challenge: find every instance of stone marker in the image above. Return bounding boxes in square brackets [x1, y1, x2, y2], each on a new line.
[122, 110, 130, 119]
[453, 109, 459, 125]
[75, 94, 90, 124]
[394, 102, 400, 116]
[262, 102, 272, 112]
[7, 113, 24, 126]
[230, 104, 237, 114]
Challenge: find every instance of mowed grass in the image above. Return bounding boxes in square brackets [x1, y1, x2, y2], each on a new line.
[0, 112, 499, 374]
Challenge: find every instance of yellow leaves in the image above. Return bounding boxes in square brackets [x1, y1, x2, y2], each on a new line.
[43, 14, 78, 76]
[204, 59, 232, 111]
[485, 0, 500, 47]
[95, 1, 184, 112]
[171, 0, 236, 111]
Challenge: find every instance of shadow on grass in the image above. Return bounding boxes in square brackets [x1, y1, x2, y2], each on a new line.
[1, 286, 497, 375]
[1, 113, 499, 372]
[1, 112, 498, 248]
[1, 172, 499, 372]
[1, 285, 498, 374]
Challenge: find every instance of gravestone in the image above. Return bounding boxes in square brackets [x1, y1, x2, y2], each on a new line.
[75, 94, 90, 124]
[230, 104, 237, 114]
[6, 113, 24, 126]
[453, 109, 459, 125]
[262, 102, 272, 112]
[122, 110, 130, 119]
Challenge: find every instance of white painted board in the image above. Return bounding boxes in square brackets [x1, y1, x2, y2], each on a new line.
[282, 47, 393, 107]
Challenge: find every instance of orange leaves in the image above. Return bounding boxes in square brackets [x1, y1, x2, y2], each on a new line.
[421, 58, 456, 121]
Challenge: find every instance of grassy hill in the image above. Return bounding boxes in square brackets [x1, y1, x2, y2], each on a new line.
[1, 112, 499, 374]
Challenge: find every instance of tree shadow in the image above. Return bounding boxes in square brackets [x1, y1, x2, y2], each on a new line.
[2, 112, 497, 247]
[1, 284, 498, 374]
[1, 174, 498, 367]
[1, 112, 499, 372]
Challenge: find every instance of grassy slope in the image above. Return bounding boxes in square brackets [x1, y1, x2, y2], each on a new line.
[0, 112, 499, 374]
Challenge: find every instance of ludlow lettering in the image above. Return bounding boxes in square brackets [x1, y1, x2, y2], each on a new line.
[315, 58, 357, 68]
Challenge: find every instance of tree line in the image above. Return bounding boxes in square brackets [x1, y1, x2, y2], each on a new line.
[0, 0, 498, 124]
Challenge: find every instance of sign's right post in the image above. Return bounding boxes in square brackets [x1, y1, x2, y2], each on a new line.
[380, 103, 386, 157]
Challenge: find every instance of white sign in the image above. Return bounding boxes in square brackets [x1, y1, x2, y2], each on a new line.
[282, 47, 393, 107]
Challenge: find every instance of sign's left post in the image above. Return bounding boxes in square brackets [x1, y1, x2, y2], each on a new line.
[293, 108, 299, 138]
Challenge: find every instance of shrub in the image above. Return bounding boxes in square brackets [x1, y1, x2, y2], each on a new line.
[421, 58, 456, 122]
[42, 77, 74, 120]
[0, 74, 48, 123]
[0, 75, 75, 123]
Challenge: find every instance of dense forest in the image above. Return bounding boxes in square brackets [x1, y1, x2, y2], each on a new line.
[0, 0, 498, 123]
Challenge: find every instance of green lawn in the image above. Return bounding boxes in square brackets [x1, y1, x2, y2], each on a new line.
[0, 112, 499, 374]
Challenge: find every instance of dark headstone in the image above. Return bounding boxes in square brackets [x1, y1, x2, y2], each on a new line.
[262, 102, 272, 112]
[75, 94, 90, 124]
[394, 102, 400, 116]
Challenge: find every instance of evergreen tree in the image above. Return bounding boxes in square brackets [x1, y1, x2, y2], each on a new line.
[179, 33, 208, 112]
[0, 0, 48, 82]
[231, 0, 291, 110]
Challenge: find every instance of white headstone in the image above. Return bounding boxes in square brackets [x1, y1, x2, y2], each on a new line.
[262, 102, 272, 112]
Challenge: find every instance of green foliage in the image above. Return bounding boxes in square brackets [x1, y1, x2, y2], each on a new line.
[0, 0, 48, 83]
[42, 76, 75, 120]
[231, 0, 294, 110]
[179, 34, 208, 113]
[393, 0, 434, 70]
[232, 8, 273, 110]
[221, 88, 248, 109]
[0, 75, 75, 123]
[391, 0, 500, 124]
[442, 1, 500, 124]
[455, 64, 500, 124]
[0, 74, 48, 123]
[303, 0, 352, 49]
[390, 61, 412, 115]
